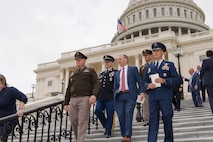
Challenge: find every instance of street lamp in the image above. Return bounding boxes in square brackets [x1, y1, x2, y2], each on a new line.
[31, 84, 35, 98]
[173, 45, 184, 99]
[61, 79, 65, 93]
[173, 45, 183, 75]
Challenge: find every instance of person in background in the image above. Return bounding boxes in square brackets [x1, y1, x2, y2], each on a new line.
[196, 65, 206, 102]
[95, 55, 117, 138]
[139, 49, 153, 126]
[200, 50, 213, 113]
[0, 74, 28, 142]
[143, 42, 180, 142]
[113, 54, 144, 142]
[188, 68, 203, 107]
[173, 74, 183, 111]
[63, 51, 100, 142]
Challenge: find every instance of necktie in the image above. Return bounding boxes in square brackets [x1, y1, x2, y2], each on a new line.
[156, 61, 159, 68]
[121, 67, 126, 92]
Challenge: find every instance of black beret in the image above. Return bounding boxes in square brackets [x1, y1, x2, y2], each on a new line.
[151, 42, 166, 52]
[103, 55, 115, 62]
[142, 49, 152, 56]
[75, 51, 87, 59]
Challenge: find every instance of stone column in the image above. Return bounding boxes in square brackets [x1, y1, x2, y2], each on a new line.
[64, 68, 70, 91]
[135, 54, 140, 69]
[178, 27, 182, 36]
[59, 68, 65, 93]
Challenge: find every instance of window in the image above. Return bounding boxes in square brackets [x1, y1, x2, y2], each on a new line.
[139, 11, 142, 20]
[169, 7, 173, 16]
[146, 10, 149, 18]
[48, 81, 52, 86]
[190, 11, 193, 19]
[199, 55, 206, 62]
[161, 7, 165, 16]
[177, 8, 180, 16]
[128, 17, 130, 24]
[133, 14, 136, 22]
[153, 8, 157, 17]
[184, 9, 187, 17]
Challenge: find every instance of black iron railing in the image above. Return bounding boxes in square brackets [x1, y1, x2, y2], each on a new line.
[0, 99, 74, 142]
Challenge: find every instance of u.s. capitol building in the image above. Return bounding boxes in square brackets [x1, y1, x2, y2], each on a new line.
[34, 0, 213, 99]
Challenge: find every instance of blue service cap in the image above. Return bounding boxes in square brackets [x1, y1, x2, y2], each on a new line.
[151, 42, 166, 52]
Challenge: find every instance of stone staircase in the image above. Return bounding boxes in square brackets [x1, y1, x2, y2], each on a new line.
[82, 99, 213, 142]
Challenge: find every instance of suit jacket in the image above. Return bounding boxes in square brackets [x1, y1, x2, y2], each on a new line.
[200, 57, 213, 86]
[113, 66, 144, 101]
[143, 60, 180, 101]
[190, 72, 201, 92]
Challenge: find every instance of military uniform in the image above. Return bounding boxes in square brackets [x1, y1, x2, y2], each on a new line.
[143, 42, 180, 142]
[139, 49, 152, 126]
[64, 51, 100, 142]
[95, 55, 117, 138]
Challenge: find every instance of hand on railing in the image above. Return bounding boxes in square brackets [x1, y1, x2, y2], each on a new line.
[17, 109, 24, 117]
[64, 105, 69, 112]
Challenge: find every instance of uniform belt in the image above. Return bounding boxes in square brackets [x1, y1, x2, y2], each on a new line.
[120, 90, 129, 93]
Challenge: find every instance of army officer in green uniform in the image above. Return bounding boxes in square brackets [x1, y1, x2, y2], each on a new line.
[64, 51, 100, 142]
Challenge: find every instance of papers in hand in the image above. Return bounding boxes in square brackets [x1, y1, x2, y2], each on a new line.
[150, 73, 161, 87]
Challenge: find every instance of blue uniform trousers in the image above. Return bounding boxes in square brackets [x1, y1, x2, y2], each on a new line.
[95, 100, 114, 135]
[115, 92, 136, 137]
[148, 100, 173, 142]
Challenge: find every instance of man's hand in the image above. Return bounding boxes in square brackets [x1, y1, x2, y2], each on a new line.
[89, 95, 97, 104]
[64, 105, 69, 112]
[17, 109, 24, 117]
[148, 83, 156, 89]
[155, 78, 165, 84]
[140, 93, 145, 102]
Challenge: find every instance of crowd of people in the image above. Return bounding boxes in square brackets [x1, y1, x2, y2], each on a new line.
[0, 43, 212, 142]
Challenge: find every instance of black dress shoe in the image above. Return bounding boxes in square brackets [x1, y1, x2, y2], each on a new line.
[143, 122, 149, 126]
[105, 134, 111, 138]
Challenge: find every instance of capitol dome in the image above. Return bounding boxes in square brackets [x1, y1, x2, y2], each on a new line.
[111, 0, 210, 42]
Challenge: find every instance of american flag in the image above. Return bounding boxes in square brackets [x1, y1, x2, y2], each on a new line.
[117, 19, 128, 31]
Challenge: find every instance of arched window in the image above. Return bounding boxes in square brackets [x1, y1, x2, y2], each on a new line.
[177, 8, 180, 16]
[169, 7, 173, 16]
[153, 8, 157, 17]
[184, 9, 187, 17]
[133, 14, 136, 22]
[146, 9, 149, 18]
[139, 11, 142, 20]
[161, 7, 165, 16]
[190, 11, 193, 19]
[128, 17, 130, 24]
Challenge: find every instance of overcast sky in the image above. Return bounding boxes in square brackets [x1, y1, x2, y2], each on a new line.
[0, 0, 212, 94]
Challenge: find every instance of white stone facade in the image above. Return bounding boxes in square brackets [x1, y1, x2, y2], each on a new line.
[34, 0, 213, 99]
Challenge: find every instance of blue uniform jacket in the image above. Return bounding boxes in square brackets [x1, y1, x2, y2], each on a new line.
[143, 60, 180, 101]
[98, 68, 117, 101]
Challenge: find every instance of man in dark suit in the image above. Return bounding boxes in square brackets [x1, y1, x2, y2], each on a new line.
[200, 50, 213, 113]
[143, 42, 180, 142]
[188, 68, 203, 107]
[196, 65, 206, 102]
[114, 54, 144, 142]
[95, 55, 117, 138]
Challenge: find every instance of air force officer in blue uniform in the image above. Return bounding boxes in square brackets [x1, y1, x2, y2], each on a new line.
[114, 54, 144, 142]
[95, 55, 117, 138]
[143, 42, 180, 142]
